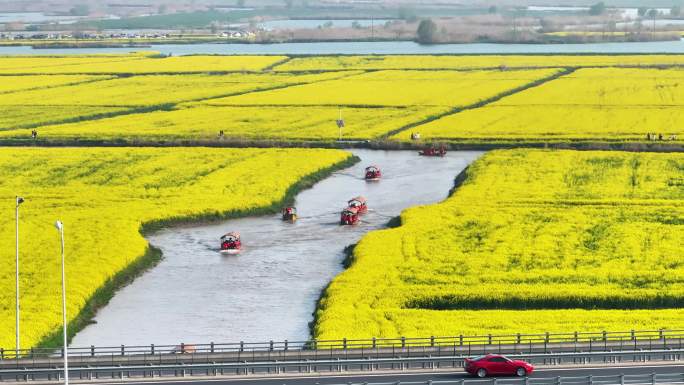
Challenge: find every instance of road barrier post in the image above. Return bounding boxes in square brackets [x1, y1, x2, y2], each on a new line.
[210, 342, 214, 353]
[91, 345, 95, 357]
[150, 344, 154, 355]
[121, 344, 125, 356]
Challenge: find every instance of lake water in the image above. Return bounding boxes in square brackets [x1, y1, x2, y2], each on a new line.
[1, 39, 684, 56]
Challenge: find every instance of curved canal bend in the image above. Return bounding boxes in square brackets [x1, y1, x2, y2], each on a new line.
[70, 149, 482, 346]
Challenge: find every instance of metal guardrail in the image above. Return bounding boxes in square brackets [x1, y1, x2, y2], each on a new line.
[0, 349, 682, 382]
[3, 329, 684, 360]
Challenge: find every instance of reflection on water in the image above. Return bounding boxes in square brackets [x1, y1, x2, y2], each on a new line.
[70, 149, 481, 346]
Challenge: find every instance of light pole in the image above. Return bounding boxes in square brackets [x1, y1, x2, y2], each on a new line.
[15, 196, 24, 358]
[55, 220, 68, 385]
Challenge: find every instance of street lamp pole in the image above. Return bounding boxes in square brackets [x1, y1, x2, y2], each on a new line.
[55, 220, 68, 385]
[15, 196, 24, 358]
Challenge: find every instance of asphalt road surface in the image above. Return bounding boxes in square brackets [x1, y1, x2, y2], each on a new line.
[90, 362, 684, 385]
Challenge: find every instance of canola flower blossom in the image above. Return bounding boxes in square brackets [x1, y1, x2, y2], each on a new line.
[0, 147, 351, 349]
[315, 149, 684, 339]
[401, 68, 684, 143]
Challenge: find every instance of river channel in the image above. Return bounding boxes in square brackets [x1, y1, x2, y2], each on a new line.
[70, 149, 481, 347]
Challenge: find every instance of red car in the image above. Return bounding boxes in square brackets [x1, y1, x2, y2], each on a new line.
[465, 354, 534, 378]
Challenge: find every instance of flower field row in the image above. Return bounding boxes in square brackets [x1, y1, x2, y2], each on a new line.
[400, 68, 684, 143]
[209, 69, 561, 107]
[275, 54, 684, 71]
[0, 54, 286, 74]
[314, 150, 684, 339]
[0, 72, 352, 108]
[0, 55, 684, 144]
[0, 147, 352, 349]
[0, 75, 112, 94]
[1, 105, 448, 141]
[0, 71, 352, 130]
[0, 106, 131, 131]
[0, 67, 558, 140]
[0, 54, 146, 72]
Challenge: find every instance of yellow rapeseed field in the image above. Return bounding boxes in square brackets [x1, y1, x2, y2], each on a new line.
[0, 71, 353, 130]
[211, 69, 561, 107]
[2, 55, 684, 143]
[405, 68, 684, 143]
[0, 106, 130, 131]
[0, 147, 352, 349]
[0, 75, 113, 94]
[0, 72, 352, 107]
[315, 150, 684, 339]
[499, 68, 684, 106]
[0, 54, 287, 74]
[0, 54, 147, 72]
[0, 105, 449, 141]
[276, 54, 684, 71]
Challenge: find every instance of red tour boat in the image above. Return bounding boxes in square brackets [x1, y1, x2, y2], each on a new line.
[340, 206, 360, 225]
[364, 165, 382, 181]
[220, 232, 241, 254]
[419, 145, 447, 157]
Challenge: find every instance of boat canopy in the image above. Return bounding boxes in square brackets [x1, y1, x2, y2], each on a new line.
[221, 232, 240, 241]
[348, 196, 367, 206]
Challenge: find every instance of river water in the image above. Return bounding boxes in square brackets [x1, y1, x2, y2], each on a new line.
[70, 149, 481, 347]
[1, 39, 684, 55]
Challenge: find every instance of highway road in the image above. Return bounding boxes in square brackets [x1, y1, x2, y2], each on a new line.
[90, 362, 684, 385]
